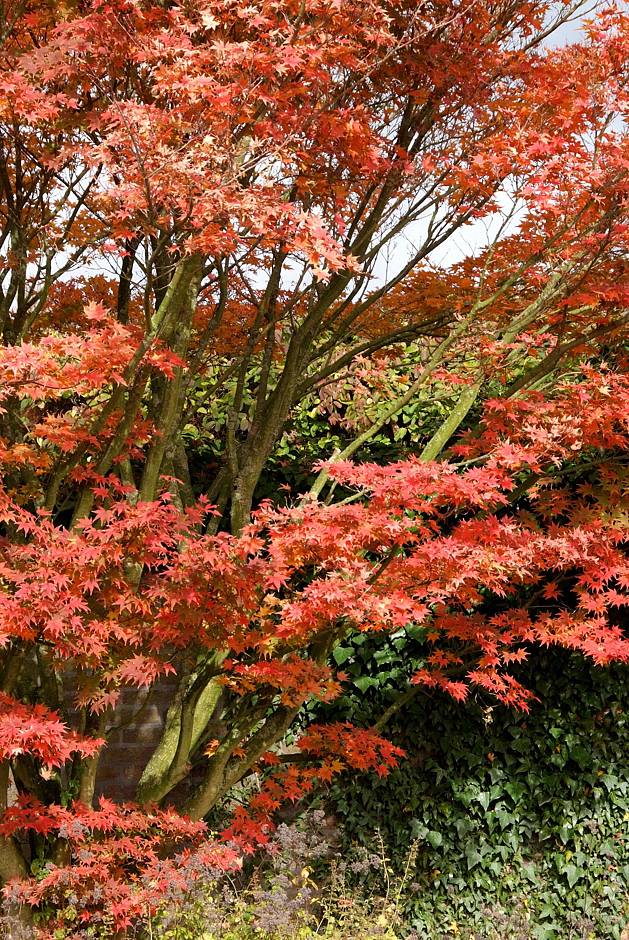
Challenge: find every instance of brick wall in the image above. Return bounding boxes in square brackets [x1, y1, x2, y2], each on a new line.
[95, 679, 176, 801]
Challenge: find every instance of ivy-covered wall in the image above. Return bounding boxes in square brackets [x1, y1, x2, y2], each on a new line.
[320, 649, 629, 939]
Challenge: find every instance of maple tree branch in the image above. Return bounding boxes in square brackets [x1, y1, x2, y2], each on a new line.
[77, 710, 110, 807]
[371, 685, 426, 733]
[419, 234, 611, 461]
[0, 758, 28, 884]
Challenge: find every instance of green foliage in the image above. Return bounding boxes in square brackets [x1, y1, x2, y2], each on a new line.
[180, 351, 458, 499]
[323, 650, 629, 939]
[327, 628, 426, 713]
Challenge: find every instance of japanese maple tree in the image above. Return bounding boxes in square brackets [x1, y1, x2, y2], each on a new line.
[0, 0, 628, 933]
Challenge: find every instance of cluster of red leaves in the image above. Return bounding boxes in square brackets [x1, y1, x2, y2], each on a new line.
[454, 366, 629, 468]
[0, 306, 183, 405]
[0, 307, 184, 476]
[0, 695, 101, 768]
[2, 0, 403, 280]
[253, 369, 629, 707]
[222, 723, 405, 851]
[1, 798, 238, 936]
[222, 654, 344, 706]
[298, 723, 405, 775]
